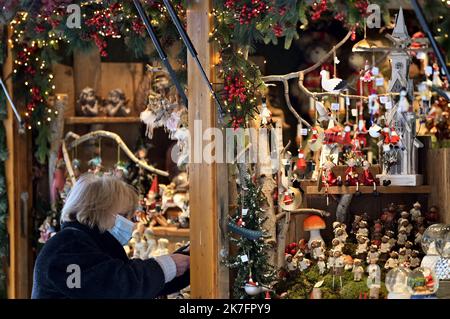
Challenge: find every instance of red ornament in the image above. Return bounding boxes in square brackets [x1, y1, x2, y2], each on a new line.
[282, 191, 293, 205]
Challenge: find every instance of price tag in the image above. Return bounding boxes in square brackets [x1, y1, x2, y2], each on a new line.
[375, 77, 385, 86]
[351, 108, 358, 117]
[372, 67, 379, 75]
[379, 96, 388, 104]
[345, 96, 351, 106]
[298, 153, 305, 158]
[301, 128, 308, 136]
[240, 255, 249, 263]
[331, 103, 340, 111]
[385, 101, 393, 109]
[425, 66, 433, 76]
[242, 208, 248, 216]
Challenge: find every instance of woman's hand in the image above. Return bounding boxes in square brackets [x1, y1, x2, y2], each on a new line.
[170, 254, 190, 277]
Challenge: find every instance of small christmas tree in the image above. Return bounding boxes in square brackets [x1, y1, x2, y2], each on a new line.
[226, 174, 276, 299]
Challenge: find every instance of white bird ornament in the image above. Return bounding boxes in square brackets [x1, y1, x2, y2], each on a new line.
[320, 69, 347, 93]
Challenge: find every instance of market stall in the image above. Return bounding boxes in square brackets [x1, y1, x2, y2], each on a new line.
[0, 0, 449, 300]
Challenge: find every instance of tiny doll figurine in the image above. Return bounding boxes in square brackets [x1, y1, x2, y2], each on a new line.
[386, 230, 397, 248]
[398, 247, 409, 266]
[397, 228, 408, 246]
[352, 259, 364, 282]
[321, 156, 342, 205]
[397, 211, 410, 227]
[425, 205, 440, 226]
[415, 225, 425, 246]
[409, 250, 421, 269]
[144, 228, 157, 258]
[344, 155, 359, 190]
[78, 87, 99, 116]
[154, 238, 170, 256]
[381, 204, 397, 231]
[332, 250, 345, 289]
[367, 245, 380, 264]
[384, 251, 399, 270]
[311, 240, 325, 260]
[317, 256, 327, 275]
[331, 238, 344, 253]
[404, 241, 413, 257]
[285, 254, 298, 272]
[351, 215, 362, 236]
[327, 250, 335, 270]
[410, 202, 422, 223]
[88, 156, 103, 175]
[296, 252, 311, 272]
[105, 88, 131, 117]
[357, 220, 369, 238]
[333, 222, 348, 243]
[131, 230, 147, 259]
[356, 235, 369, 260]
[414, 216, 425, 232]
[379, 235, 391, 262]
[371, 219, 383, 246]
[399, 219, 413, 236]
[360, 160, 378, 193]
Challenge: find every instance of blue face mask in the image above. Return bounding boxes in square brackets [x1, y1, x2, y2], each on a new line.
[108, 215, 135, 246]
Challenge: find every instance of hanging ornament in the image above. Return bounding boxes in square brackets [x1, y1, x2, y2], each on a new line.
[432, 63, 443, 88]
[282, 190, 293, 205]
[320, 69, 348, 93]
[398, 89, 410, 113]
[260, 97, 272, 126]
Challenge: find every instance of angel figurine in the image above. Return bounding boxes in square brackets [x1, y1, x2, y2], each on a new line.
[105, 89, 131, 117]
[78, 87, 99, 116]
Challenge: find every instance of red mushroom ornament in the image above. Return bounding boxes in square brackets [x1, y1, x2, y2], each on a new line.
[304, 215, 326, 248]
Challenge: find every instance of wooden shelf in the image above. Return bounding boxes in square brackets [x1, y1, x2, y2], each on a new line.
[305, 185, 432, 195]
[152, 226, 190, 237]
[65, 116, 141, 124]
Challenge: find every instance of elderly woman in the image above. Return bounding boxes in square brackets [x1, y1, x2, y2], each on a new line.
[32, 174, 190, 299]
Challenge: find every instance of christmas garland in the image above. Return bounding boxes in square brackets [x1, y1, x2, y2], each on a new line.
[1, 0, 448, 159]
[226, 176, 276, 298]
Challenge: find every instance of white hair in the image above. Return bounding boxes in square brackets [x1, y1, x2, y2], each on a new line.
[61, 174, 138, 232]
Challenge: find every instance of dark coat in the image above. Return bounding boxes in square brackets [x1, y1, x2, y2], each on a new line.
[31, 221, 189, 299]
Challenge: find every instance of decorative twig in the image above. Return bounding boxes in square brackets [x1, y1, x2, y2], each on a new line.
[276, 208, 330, 221]
[64, 130, 169, 176]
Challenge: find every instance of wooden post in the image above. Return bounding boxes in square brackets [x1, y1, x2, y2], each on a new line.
[4, 27, 33, 298]
[187, 1, 229, 298]
[427, 148, 450, 224]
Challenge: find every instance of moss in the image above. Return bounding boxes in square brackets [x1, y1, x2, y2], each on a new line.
[340, 280, 369, 299]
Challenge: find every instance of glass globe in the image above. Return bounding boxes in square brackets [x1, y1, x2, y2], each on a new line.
[406, 267, 439, 296]
[385, 267, 410, 294]
[421, 224, 446, 255]
[436, 224, 450, 258]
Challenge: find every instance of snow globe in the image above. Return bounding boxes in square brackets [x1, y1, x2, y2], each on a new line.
[435, 224, 450, 280]
[406, 267, 438, 299]
[385, 267, 411, 299]
[421, 223, 446, 270]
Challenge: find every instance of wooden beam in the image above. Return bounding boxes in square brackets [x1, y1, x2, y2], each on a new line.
[4, 27, 33, 298]
[306, 185, 432, 195]
[187, 0, 229, 298]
